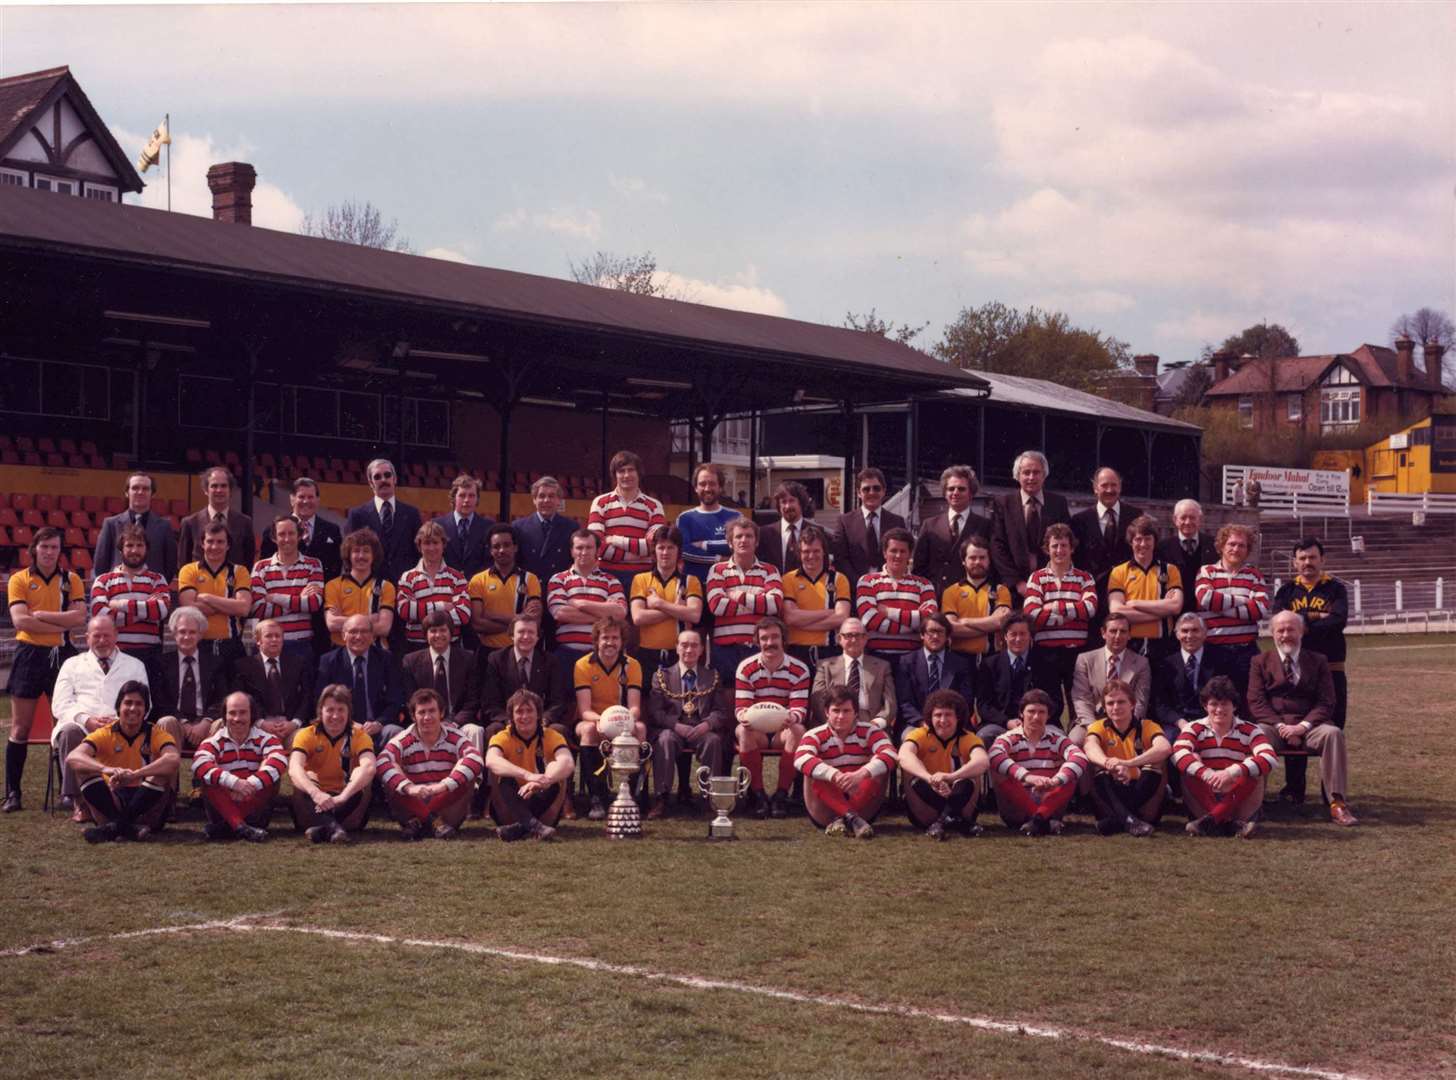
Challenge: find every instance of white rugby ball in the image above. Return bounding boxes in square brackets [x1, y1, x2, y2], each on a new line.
[597, 705, 634, 740]
[742, 701, 790, 734]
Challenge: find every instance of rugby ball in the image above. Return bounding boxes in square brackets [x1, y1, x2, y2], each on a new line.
[742, 701, 790, 734]
[597, 705, 634, 740]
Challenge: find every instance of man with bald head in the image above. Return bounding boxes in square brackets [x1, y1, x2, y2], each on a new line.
[316, 612, 406, 750]
[49, 614, 149, 818]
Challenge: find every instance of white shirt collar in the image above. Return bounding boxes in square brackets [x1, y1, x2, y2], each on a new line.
[429, 647, 450, 665]
[1278, 648, 1301, 666]
[1182, 647, 1204, 664]
[1021, 491, 1042, 507]
[862, 507, 880, 522]
[374, 495, 396, 515]
[1101, 501, 1122, 521]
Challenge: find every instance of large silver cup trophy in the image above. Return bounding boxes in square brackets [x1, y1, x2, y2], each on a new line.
[697, 765, 751, 841]
[598, 707, 650, 839]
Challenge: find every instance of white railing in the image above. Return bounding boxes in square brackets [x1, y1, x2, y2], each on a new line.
[1367, 490, 1456, 515]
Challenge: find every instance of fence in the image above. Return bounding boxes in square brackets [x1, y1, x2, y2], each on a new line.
[1367, 490, 1456, 516]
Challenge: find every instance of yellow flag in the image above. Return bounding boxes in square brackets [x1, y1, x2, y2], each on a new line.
[136, 118, 171, 173]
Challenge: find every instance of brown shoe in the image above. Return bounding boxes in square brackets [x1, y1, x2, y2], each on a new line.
[1330, 802, 1359, 827]
[560, 798, 578, 821]
[645, 797, 668, 821]
[71, 804, 91, 825]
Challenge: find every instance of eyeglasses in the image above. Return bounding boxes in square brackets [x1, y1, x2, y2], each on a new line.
[860, 485, 883, 493]
[839, 630, 866, 638]
[372, 471, 394, 481]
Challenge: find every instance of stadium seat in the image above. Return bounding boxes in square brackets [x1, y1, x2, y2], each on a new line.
[0, 451, 18, 465]
[0, 508, 17, 527]
[204, 449, 221, 466]
[69, 511, 90, 529]
[58, 495, 80, 513]
[80, 440, 98, 455]
[15, 436, 34, 452]
[0, 434, 11, 450]
[65, 454, 86, 468]
[0, 526, 9, 546]
[22, 452, 41, 466]
[22, 509, 44, 528]
[69, 549, 92, 573]
[34, 494, 54, 512]
[86, 527, 99, 546]
[37, 437, 55, 453]
[224, 451, 240, 467]
[64, 527, 85, 547]
[109, 453, 129, 470]
[185, 447, 204, 466]
[13, 527, 33, 549]
[86, 454, 105, 469]
[45, 511, 68, 529]
[170, 499, 189, 517]
[104, 496, 125, 514]
[58, 438, 77, 455]
[82, 495, 101, 513]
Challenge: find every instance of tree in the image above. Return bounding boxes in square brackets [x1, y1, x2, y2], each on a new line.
[1170, 362, 1214, 407]
[300, 200, 413, 253]
[933, 301, 1132, 391]
[1204, 321, 1300, 360]
[568, 250, 662, 295]
[1391, 308, 1455, 349]
[843, 308, 929, 346]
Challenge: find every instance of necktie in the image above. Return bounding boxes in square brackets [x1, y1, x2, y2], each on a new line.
[1185, 652, 1197, 694]
[180, 656, 198, 719]
[99, 655, 111, 675]
[517, 654, 531, 684]
[214, 512, 225, 527]
[683, 668, 697, 696]
[1107, 652, 1119, 683]
[353, 655, 369, 719]
[866, 511, 879, 558]
[266, 658, 283, 713]
[1103, 509, 1117, 550]
[1011, 655, 1025, 697]
[300, 519, 311, 546]
[380, 501, 394, 541]
[788, 523, 800, 569]
[929, 652, 942, 689]
[848, 658, 861, 702]
[952, 513, 963, 539]
[435, 654, 450, 702]
[1024, 499, 1042, 569]
[1283, 654, 1296, 685]
[1183, 538, 1197, 557]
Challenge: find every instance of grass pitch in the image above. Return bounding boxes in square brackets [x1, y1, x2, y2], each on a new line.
[2, 635, 1453, 1080]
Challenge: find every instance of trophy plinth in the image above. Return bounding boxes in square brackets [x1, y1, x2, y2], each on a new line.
[698, 765, 751, 841]
[602, 731, 649, 839]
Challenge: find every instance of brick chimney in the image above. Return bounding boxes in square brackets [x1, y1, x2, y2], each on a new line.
[1132, 353, 1159, 378]
[207, 162, 256, 225]
[1394, 335, 1415, 384]
[1212, 349, 1236, 384]
[1426, 340, 1447, 390]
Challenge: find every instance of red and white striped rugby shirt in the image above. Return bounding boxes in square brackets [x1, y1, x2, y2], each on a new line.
[377, 724, 485, 794]
[734, 652, 811, 724]
[588, 490, 667, 576]
[989, 728, 1088, 786]
[793, 720, 897, 780]
[1171, 718, 1276, 781]
[706, 559, 784, 648]
[396, 561, 471, 646]
[546, 567, 627, 651]
[250, 554, 325, 643]
[1022, 566, 1097, 649]
[88, 567, 171, 651]
[854, 570, 937, 654]
[1194, 563, 1271, 646]
[191, 727, 288, 793]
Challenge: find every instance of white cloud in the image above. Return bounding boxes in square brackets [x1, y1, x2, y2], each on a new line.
[653, 265, 788, 317]
[424, 246, 472, 264]
[492, 206, 601, 241]
[1028, 289, 1137, 317]
[114, 126, 305, 232]
[609, 173, 668, 203]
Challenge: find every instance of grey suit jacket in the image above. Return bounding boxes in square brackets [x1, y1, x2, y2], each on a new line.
[811, 651, 896, 727]
[1070, 646, 1152, 727]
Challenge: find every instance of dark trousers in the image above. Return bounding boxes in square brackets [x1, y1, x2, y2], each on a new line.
[491, 776, 564, 827]
[80, 779, 172, 829]
[1282, 666, 1347, 797]
[1033, 646, 1079, 725]
[906, 777, 978, 829]
[1090, 769, 1165, 824]
[650, 725, 729, 798]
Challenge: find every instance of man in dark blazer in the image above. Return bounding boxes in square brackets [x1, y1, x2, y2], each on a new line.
[93, 472, 178, 582]
[178, 466, 256, 570]
[149, 607, 229, 750]
[437, 474, 493, 581]
[1155, 498, 1218, 616]
[833, 466, 906, 588]
[894, 613, 975, 734]
[1151, 611, 1223, 741]
[974, 612, 1061, 741]
[1069, 466, 1142, 585]
[512, 477, 578, 585]
[345, 457, 423, 585]
[315, 613, 406, 749]
[259, 478, 343, 582]
[1248, 610, 1355, 825]
[644, 627, 733, 817]
[401, 611, 479, 727]
[233, 617, 315, 746]
[478, 614, 572, 737]
[756, 480, 814, 574]
[989, 450, 1071, 606]
[912, 465, 990, 600]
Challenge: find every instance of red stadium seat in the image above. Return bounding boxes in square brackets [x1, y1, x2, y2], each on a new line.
[170, 499, 189, 517]
[17, 547, 31, 568]
[224, 451, 240, 467]
[321, 469, 340, 483]
[86, 527, 100, 546]
[80, 440, 98, 455]
[66, 454, 87, 468]
[104, 496, 125, 514]
[58, 438, 78, 455]
[64, 528, 85, 547]
[86, 455, 105, 469]
[21, 509, 44, 528]
[36, 437, 56, 453]
[185, 448, 204, 466]
[34, 494, 54, 512]
[58, 495, 80, 513]
[204, 449, 221, 466]
[0, 526, 9, 546]
[0, 508, 17, 527]
[22, 452, 41, 466]
[44, 453, 65, 467]
[69, 511, 90, 529]
[13, 527, 33, 548]
[0, 434, 11, 450]
[69, 549, 92, 573]
[82, 495, 101, 513]
[15, 436, 34, 452]
[109, 453, 129, 470]
[0, 451, 18, 465]
[46, 511, 69, 529]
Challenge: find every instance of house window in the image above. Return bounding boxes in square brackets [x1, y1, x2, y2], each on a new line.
[1238, 396, 1254, 428]
[84, 184, 118, 203]
[0, 167, 26, 188]
[1286, 395, 1302, 421]
[34, 174, 77, 196]
[1319, 366, 1361, 429]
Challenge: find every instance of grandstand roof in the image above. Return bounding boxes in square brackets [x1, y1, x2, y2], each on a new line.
[946, 370, 1201, 434]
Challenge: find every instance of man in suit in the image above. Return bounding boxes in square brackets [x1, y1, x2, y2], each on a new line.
[149, 606, 228, 754]
[438, 473, 493, 582]
[233, 618, 314, 748]
[756, 480, 813, 575]
[912, 465, 990, 599]
[1248, 610, 1356, 826]
[514, 476, 579, 651]
[401, 611, 479, 728]
[93, 472, 178, 583]
[1067, 612, 1152, 745]
[644, 627, 733, 818]
[479, 615, 572, 739]
[833, 467, 906, 589]
[316, 613, 406, 750]
[260, 477, 343, 583]
[1069, 466, 1142, 586]
[810, 616, 895, 728]
[974, 613, 1058, 743]
[345, 458, 423, 586]
[178, 466, 256, 570]
[1156, 499, 1218, 616]
[895, 612, 974, 734]
[1152, 613, 1223, 742]
[989, 450, 1071, 606]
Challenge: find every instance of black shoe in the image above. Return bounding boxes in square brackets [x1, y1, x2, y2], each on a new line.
[1277, 786, 1306, 806]
[2, 792, 21, 813]
[959, 821, 985, 838]
[752, 792, 770, 819]
[204, 821, 233, 842]
[769, 791, 789, 819]
[1095, 816, 1123, 836]
[399, 820, 427, 842]
[84, 822, 120, 844]
[328, 826, 351, 844]
[1126, 816, 1154, 838]
[306, 825, 330, 844]
[497, 821, 530, 842]
[236, 824, 270, 843]
[1185, 814, 1216, 837]
[926, 819, 947, 841]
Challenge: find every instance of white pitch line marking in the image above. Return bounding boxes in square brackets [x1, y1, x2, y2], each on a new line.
[0, 913, 274, 958]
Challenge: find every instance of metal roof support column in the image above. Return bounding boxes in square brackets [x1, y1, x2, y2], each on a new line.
[841, 400, 858, 514]
[240, 343, 258, 517]
[492, 354, 529, 521]
[1142, 429, 1155, 499]
[600, 395, 610, 490]
[747, 409, 760, 511]
[977, 400, 987, 486]
[396, 368, 408, 473]
[905, 397, 920, 525]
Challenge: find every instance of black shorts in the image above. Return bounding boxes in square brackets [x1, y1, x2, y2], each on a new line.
[6, 641, 68, 698]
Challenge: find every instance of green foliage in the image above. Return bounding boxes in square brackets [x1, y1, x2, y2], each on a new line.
[1176, 405, 1413, 465]
[934, 301, 1131, 391]
[1201, 321, 1301, 361]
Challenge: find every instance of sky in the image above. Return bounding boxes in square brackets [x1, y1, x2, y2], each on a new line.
[2, 1, 1453, 367]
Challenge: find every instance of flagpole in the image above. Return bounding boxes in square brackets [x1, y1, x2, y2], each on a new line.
[165, 112, 171, 212]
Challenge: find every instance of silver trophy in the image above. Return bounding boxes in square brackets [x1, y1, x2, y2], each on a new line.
[697, 765, 751, 841]
[601, 729, 651, 839]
